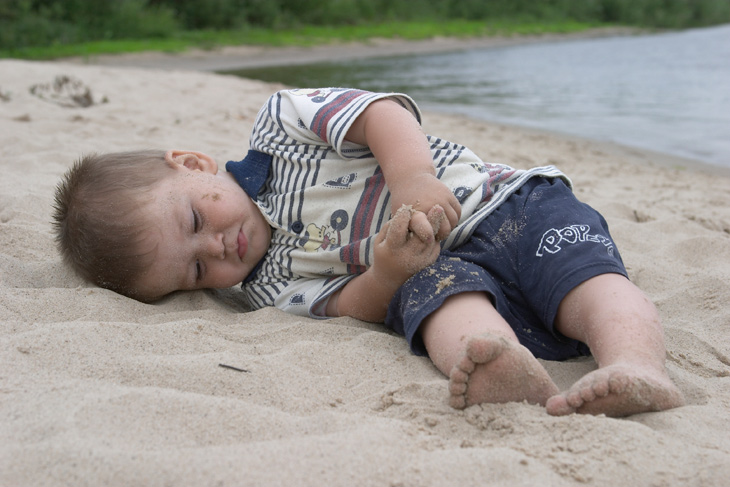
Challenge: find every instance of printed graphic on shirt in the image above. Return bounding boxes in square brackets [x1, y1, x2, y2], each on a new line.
[324, 172, 357, 189]
[536, 224, 615, 257]
[289, 88, 341, 104]
[453, 186, 473, 204]
[302, 209, 350, 253]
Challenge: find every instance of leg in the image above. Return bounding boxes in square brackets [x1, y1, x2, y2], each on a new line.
[421, 292, 559, 409]
[547, 273, 685, 417]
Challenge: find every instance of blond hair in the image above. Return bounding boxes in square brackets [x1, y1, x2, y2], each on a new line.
[52, 150, 173, 301]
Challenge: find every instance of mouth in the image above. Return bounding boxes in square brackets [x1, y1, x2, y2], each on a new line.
[237, 228, 248, 260]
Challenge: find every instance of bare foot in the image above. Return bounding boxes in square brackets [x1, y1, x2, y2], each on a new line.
[546, 363, 685, 417]
[448, 334, 560, 409]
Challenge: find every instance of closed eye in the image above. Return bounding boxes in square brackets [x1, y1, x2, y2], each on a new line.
[193, 209, 201, 233]
[192, 208, 202, 281]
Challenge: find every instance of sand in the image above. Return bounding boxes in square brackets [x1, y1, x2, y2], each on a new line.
[2, 40, 730, 486]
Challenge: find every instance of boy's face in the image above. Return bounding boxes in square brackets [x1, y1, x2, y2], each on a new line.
[134, 151, 271, 299]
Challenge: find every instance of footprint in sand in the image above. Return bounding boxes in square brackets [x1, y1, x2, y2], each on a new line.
[29, 75, 108, 108]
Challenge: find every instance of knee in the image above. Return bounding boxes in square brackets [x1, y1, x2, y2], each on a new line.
[555, 273, 659, 340]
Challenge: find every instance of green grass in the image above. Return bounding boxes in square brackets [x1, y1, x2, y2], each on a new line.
[1, 19, 604, 60]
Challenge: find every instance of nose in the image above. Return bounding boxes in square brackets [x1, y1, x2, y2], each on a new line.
[201, 232, 225, 260]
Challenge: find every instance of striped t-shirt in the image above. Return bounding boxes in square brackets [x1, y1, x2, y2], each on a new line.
[225, 88, 568, 318]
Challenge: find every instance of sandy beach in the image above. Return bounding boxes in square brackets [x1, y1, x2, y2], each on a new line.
[1, 37, 729, 486]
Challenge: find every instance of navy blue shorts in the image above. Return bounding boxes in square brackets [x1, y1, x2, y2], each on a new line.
[384, 177, 628, 361]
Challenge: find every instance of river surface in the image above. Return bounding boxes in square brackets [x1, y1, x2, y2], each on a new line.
[224, 25, 730, 169]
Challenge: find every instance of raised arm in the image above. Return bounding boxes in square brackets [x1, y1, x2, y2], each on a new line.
[345, 98, 461, 239]
[326, 98, 461, 322]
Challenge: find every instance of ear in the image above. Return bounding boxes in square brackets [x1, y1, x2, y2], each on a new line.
[164, 150, 218, 174]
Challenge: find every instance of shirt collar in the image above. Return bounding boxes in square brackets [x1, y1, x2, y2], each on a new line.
[225, 150, 273, 286]
[225, 150, 273, 200]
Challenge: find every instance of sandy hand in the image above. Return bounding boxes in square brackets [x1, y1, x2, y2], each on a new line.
[393, 204, 446, 243]
[376, 204, 442, 284]
[388, 174, 461, 241]
[426, 205, 446, 239]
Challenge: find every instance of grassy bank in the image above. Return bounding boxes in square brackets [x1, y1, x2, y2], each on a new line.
[2, 0, 729, 60]
[1, 19, 604, 60]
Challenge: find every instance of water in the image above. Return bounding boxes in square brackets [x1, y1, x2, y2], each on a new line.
[224, 25, 730, 169]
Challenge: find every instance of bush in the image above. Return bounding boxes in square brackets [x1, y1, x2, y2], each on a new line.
[1, 0, 179, 50]
[149, 0, 248, 29]
[2, 0, 730, 52]
[0, 0, 76, 48]
[109, 0, 179, 39]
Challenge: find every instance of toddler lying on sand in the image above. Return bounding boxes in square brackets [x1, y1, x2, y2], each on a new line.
[53, 87, 684, 417]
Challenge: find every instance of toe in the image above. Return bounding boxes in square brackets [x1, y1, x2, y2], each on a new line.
[449, 380, 467, 395]
[546, 395, 575, 416]
[450, 368, 469, 384]
[607, 374, 630, 395]
[449, 394, 467, 409]
[580, 385, 598, 403]
[591, 378, 611, 398]
[465, 335, 502, 363]
[456, 355, 476, 374]
[566, 390, 585, 409]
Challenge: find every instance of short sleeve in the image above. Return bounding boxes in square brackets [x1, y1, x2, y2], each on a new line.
[251, 88, 422, 160]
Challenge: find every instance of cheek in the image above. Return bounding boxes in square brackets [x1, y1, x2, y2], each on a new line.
[206, 264, 245, 288]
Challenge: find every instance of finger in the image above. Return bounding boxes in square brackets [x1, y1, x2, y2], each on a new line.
[409, 212, 435, 244]
[417, 237, 442, 270]
[448, 193, 462, 223]
[386, 204, 413, 245]
[427, 205, 446, 239]
[442, 201, 461, 239]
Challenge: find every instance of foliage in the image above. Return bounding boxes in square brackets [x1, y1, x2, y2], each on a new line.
[1, 0, 729, 54]
[0, 0, 179, 50]
[3, 19, 602, 59]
